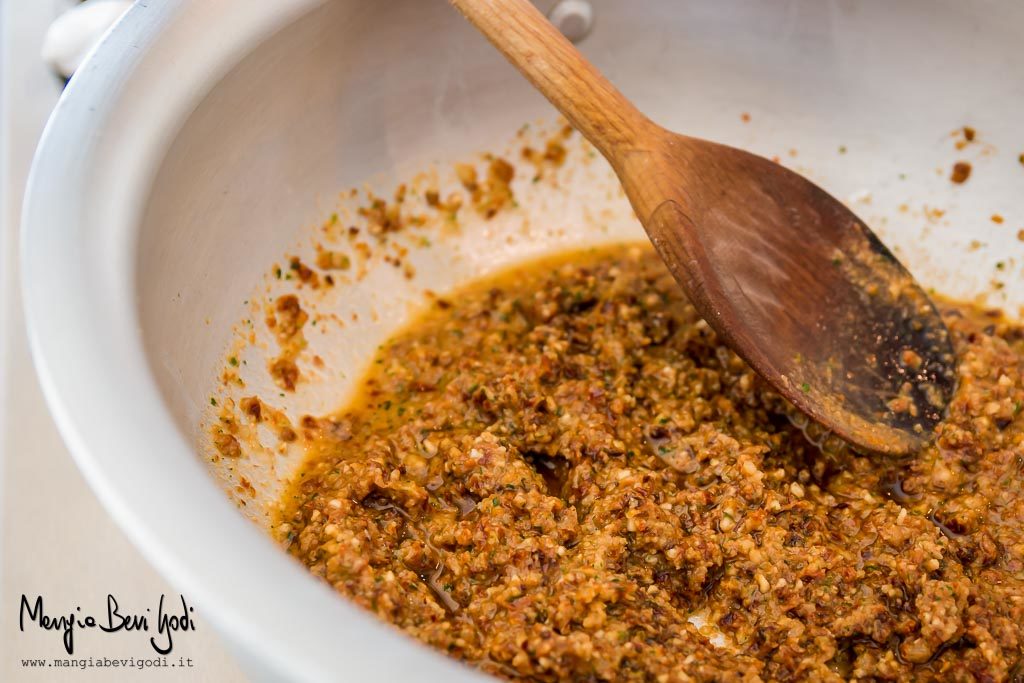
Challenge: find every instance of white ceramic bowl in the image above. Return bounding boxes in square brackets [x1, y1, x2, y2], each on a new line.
[22, 1, 1024, 680]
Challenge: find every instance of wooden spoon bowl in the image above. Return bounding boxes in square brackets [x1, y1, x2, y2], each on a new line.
[450, 0, 957, 454]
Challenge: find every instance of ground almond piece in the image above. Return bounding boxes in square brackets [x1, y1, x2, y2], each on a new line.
[951, 161, 972, 184]
[316, 248, 351, 270]
[213, 431, 241, 458]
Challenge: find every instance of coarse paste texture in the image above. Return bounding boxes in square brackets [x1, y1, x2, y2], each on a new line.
[278, 245, 1024, 681]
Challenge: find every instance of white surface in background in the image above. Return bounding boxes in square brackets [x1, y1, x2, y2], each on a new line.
[0, 2, 244, 680]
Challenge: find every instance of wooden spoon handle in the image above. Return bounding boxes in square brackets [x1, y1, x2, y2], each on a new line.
[449, 0, 653, 158]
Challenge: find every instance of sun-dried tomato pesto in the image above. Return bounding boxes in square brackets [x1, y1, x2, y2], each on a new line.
[279, 245, 1024, 681]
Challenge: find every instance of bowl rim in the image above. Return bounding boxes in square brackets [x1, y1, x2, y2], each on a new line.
[20, 1, 486, 680]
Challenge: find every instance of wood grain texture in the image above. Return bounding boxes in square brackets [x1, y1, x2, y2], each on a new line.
[450, 0, 956, 454]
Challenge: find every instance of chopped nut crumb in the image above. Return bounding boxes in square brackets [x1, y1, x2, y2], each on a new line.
[950, 161, 972, 184]
[316, 248, 351, 270]
[269, 358, 299, 391]
[213, 431, 241, 458]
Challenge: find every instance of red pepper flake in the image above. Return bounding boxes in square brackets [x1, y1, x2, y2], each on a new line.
[950, 162, 972, 184]
[740, 112, 751, 123]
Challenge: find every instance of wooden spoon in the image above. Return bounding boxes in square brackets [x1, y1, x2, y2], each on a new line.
[450, 0, 957, 454]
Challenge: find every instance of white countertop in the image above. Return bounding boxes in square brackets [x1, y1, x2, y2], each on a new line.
[1, 3, 245, 680]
